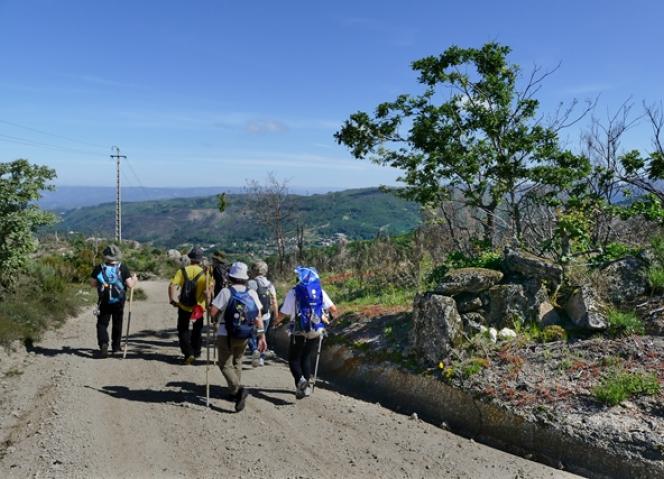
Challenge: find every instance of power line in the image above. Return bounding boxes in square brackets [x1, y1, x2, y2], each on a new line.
[0, 119, 107, 149]
[0, 132, 104, 157]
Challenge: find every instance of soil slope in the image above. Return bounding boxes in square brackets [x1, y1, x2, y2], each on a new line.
[0, 280, 579, 479]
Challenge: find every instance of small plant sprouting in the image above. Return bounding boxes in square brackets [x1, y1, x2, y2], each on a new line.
[606, 309, 645, 337]
[593, 370, 660, 406]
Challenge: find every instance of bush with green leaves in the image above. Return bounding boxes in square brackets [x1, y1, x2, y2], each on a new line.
[593, 370, 660, 406]
[606, 309, 645, 337]
[427, 249, 502, 286]
[0, 159, 56, 291]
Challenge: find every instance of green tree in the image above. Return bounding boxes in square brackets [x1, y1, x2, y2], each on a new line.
[0, 159, 57, 289]
[335, 43, 590, 247]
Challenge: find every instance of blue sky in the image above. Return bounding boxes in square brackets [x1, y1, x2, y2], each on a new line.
[0, 0, 662, 189]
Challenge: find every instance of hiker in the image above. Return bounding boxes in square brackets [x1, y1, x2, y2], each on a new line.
[247, 260, 278, 367]
[168, 246, 208, 365]
[90, 245, 137, 358]
[210, 250, 230, 298]
[209, 262, 266, 412]
[278, 266, 337, 399]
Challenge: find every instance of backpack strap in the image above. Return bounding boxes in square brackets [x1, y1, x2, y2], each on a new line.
[181, 267, 189, 282]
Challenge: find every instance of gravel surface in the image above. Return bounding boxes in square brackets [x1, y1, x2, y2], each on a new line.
[0, 280, 579, 479]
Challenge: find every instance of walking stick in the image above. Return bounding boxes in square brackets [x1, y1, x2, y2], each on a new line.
[122, 287, 134, 359]
[205, 269, 211, 408]
[311, 333, 324, 393]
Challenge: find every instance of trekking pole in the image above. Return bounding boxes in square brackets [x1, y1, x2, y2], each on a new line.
[311, 333, 324, 393]
[122, 287, 134, 359]
[205, 269, 211, 408]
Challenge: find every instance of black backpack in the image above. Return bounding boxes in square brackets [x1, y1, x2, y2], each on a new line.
[179, 267, 204, 307]
[255, 281, 272, 315]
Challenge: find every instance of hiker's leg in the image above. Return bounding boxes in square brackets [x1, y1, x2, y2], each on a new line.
[96, 307, 111, 348]
[247, 334, 257, 353]
[190, 317, 204, 357]
[217, 336, 241, 395]
[176, 308, 192, 357]
[260, 318, 271, 359]
[230, 338, 248, 384]
[301, 337, 319, 381]
[288, 334, 306, 386]
[110, 303, 124, 352]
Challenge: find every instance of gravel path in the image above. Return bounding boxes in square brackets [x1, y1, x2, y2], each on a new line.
[0, 280, 579, 478]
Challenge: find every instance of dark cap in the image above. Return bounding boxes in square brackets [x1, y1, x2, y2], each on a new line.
[187, 246, 204, 262]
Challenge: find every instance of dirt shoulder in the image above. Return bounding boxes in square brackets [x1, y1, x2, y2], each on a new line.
[328, 309, 664, 477]
[0, 280, 577, 479]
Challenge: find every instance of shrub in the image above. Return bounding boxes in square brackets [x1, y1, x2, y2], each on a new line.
[540, 325, 567, 342]
[606, 309, 645, 337]
[591, 242, 641, 266]
[647, 266, 664, 293]
[462, 357, 490, 378]
[593, 370, 660, 406]
[427, 249, 502, 285]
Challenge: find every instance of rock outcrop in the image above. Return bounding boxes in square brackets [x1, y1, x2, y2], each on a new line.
[411, 293, 463, 364]
[435, 268, 503, 296]
[503, 248, 563, 292]
[600, 256, 649, 304]
[565, 285, 607, 330]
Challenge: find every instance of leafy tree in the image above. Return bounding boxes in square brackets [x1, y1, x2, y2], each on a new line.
[335, 42, 591, 247]
[0, 159, 56, 289]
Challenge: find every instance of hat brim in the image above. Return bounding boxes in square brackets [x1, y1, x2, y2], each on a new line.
[229, 273, 249, 281]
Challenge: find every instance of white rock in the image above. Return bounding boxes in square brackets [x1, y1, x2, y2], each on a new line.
[498, 327, 517, 339]
[489, 327, 498, 343]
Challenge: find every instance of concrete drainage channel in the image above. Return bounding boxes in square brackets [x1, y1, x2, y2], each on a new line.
[269, 327, 662, 479]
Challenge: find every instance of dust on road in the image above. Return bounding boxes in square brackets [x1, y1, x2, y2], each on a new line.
[0, 280, 578, 478]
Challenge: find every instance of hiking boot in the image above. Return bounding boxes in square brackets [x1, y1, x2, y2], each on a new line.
[235, 387, 249, 412]
[264, 349, 276, 359]
[295, 377, 308, 399]
[251, 350, 260, 368]
[184, 355, 195, 365]
[99, 344, 108, 358]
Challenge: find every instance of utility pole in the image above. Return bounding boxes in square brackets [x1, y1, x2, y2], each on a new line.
[110, 146, 127, 242]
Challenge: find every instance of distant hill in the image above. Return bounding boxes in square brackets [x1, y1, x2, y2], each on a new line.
[49, 188, 421, 252]
[39, 185, 342, 211]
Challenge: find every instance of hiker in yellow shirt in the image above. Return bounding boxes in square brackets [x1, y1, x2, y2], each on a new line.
[168, 247, 208, 364]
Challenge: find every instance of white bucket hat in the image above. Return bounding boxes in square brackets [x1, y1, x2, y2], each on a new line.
[228, 262, 249, 281]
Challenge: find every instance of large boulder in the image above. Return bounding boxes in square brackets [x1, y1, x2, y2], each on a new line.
[565, 285, 607, 330]
[455, 294, 484, 314]
[435, 268, 503, 296]
[503, 248, 563, 292]
[600, 256, 648, 304]
[536, 301, 563, 327]
[167, 249, 182, 260]
[487, 284, 529, 329]
[411, 293, 463, 364]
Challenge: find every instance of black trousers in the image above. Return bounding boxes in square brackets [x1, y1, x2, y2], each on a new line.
[288, 335, 321, 386]
[97, 302, 124, 351]
[176, 307, 204, 358]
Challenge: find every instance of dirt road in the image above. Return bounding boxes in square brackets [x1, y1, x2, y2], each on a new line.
[0, 280, 579, 478]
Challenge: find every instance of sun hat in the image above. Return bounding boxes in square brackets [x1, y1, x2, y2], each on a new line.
[187, 246, 204, 262]
[211, 250, 225, 262]
[228, 262, 249, 281]
[251, 260, 268, 276]
[103, 245, 122, 262]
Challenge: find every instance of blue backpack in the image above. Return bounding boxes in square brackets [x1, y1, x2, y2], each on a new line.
[224, 286, 259, 339]
[294, 267, 325, 335]
[96, 263, 125, 305]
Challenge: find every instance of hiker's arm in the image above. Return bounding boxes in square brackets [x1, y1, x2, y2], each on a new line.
[168, 283, 179, 307]
[126, 274, 138, 289]
[255, 317, 267, 352]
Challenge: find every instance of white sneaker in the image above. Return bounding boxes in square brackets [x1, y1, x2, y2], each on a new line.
[295, 377, 307, 399]
[251, 350, 260, 368]
[258, 357, 265, 367]
[304, 385, 312, 397]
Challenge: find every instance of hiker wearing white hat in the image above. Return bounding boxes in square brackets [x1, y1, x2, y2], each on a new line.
[209, 261, 267, 412]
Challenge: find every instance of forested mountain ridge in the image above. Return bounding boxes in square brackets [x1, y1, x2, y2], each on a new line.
[49, 187, 421, 251]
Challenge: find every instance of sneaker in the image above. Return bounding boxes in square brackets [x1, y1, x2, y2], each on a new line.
[295, 377, 307, 399]
[99, 344, 108, 358]
[251, 350, 260, 368]
[265, 350, 276, 359]
[235, 387, 249, 412]
[184, 355, 195, 365]
[258, 357, 265, 367]
[304, 385, 312, 397]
